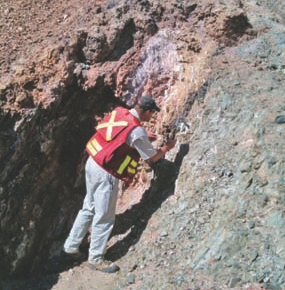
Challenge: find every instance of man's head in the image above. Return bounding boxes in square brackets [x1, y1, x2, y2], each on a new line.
[135, 95, 160, 122]
[137, 95, 160, 112]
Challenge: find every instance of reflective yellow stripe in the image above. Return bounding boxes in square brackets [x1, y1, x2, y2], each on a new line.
[87, 137, 103, 157]
[130, 160, 137, 167]
[105, 111, 116, 141]
[87, 142, 97, 156]
[106, 121, 128, 141]
[91, 138, 102, 152]
[96, 110, 128, 142]
[97, 121, 128, 129]
[117, 155, 131, 175]
[128, 167, 136, 174]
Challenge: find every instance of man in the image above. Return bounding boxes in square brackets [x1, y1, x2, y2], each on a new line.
[62, 95, 176, 273]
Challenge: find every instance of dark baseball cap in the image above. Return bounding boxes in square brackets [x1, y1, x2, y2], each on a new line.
[138, 95, 160, 112]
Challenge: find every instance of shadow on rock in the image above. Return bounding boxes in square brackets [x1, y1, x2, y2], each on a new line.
[1, 273, 60, 290]
[106, 144, 189, 261]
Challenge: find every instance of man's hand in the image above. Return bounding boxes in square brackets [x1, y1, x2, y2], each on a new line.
[149, 138, 177, 163]
[147, 131, 157, 142]
[165, 139, 176, 151]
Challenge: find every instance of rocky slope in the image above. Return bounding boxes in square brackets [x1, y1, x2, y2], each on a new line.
[1, 0, 285, 289]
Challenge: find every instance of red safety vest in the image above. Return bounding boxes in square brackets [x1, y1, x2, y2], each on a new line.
[86, 107, 141, 182]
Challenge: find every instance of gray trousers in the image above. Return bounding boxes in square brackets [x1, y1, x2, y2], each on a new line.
[64, 156, 119, 264]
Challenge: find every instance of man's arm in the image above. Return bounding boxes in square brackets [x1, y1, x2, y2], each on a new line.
[148, 139, 176, 163]
[129, 127, 176, 162]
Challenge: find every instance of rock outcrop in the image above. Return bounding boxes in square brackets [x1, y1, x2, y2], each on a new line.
[1, 0, 285, 289]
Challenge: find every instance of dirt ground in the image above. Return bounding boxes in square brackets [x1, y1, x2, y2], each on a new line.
[51, 264, 118, 290]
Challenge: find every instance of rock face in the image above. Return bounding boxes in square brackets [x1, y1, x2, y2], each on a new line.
[1, 0, 285, 289]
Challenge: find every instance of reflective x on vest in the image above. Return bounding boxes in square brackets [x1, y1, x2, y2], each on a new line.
[96, 110, 128, 142]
